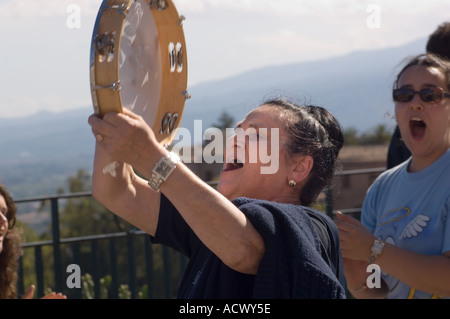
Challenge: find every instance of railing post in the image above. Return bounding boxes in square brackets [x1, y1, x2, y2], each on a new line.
[127, 233, 137, 299]
[35, 246, 44, 297]
[71, 242, 82, 299]
[109, 238, 119, 299]
[17, 256, 24, 297]
[179, 254, 187, 279]
[325, 186, 333, 217]
[91, 240, 101, 298]
[145, 236, 154, 299]
[162, 246, 171, 298]
[50, 198, 63, 293]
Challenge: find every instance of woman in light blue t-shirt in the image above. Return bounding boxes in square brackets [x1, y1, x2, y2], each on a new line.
[336, 54, 450, 299]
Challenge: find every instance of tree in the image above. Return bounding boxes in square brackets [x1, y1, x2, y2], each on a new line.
[343, 127, 359, 146]
[203, 110, 235, 148]
[371, 124, 392, 144]
[343, 124, 393, 146]
[57, 169, 133, 238]
[212, 110, 235, 130]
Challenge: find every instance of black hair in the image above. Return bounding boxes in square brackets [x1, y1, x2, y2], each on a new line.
[426, 21, 450, 60]
[393, 53, 450, 93]
[262, 98, 344, 206]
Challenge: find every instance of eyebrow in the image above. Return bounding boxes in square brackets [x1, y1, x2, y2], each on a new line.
[399, 83, 442, 88]
[235, 122, 261, 130]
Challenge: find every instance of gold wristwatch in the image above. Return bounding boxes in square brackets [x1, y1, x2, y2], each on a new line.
[148, 152, 180, 191]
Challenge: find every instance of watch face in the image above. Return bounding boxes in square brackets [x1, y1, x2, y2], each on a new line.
[158, 162, 172, 176]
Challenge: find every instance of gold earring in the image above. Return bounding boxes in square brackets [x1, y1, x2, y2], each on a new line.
[288, 179, 296, 187]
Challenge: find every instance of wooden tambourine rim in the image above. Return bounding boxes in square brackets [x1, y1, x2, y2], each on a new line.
[90, 0, 188, 147]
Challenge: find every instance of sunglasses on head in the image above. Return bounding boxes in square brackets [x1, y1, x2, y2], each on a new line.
[393, 87, 450, 103]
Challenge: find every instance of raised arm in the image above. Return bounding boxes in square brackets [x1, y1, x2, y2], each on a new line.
[89, 114, 161, 236]
[88, 110, 265, 274]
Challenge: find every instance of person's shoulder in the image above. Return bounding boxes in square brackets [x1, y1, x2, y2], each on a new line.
[233, 197, 305, 212]
[438, 148, 450, 169]
[370, 160, 407, 188]
[233, 197, 327, 226]
[302, 206, 333, 222]
[302, 206, 337, 233]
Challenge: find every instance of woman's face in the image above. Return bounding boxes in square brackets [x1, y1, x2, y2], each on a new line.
[217, 105, 300, 203]
[0, 195, 8, 254]
[395, 65, 450, 171]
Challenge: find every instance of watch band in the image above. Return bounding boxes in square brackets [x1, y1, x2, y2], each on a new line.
[368, 238, 385, 264]
[148, 151, 180, 191]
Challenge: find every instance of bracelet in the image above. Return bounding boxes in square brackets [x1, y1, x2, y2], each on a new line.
[368, 238, 385, 265]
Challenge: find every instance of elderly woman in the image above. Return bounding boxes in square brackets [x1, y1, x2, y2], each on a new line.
[88, 98, 347, 298]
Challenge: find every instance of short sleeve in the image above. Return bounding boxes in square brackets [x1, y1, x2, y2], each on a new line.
[151, 194, 201, 257]
[361, 180, 380, 233]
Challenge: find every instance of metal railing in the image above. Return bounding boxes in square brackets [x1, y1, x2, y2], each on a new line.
[15, 191, 188, 299]
[14, 167, 385, 299]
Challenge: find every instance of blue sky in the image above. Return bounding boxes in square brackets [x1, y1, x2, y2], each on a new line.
[0, 0, 449, 118]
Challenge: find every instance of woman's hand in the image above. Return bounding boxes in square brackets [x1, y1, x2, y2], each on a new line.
[334, 211, 375, 262]
[22, 285, 67, 299]
[88, 108, 160, 177]
[335, 212, 389, 298]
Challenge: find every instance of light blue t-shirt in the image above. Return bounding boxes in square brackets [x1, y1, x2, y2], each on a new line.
[362, 148, 450, 299]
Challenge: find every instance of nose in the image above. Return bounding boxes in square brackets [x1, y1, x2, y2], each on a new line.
[410, 95, 425, 111]
[225, 133, 241, 156]
[226, 129, 248, 147]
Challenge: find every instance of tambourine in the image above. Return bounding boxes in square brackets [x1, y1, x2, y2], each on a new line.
[90, 0, 189, 147]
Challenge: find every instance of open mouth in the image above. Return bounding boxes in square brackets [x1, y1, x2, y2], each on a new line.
[223, 159, 244, 172]
[410, 117, 426, 139]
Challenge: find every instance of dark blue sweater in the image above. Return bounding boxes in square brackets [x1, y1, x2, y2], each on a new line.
[151, 195, 347, 299]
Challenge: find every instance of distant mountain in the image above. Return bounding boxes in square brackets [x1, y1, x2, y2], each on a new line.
[181, 37, 426, 141]
[0, 37, 427, 198]
[0, 108, 95, 197]
[0, 108, 94, 163]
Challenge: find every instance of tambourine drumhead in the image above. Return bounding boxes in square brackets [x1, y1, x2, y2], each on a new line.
[90, 0, 188, 147]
